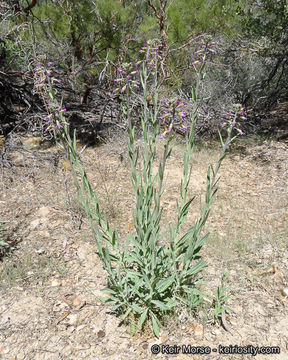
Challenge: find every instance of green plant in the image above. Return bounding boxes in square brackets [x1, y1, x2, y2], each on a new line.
[212, 273, 231, 324]
[0, 221, 8, 248]
[34, 38, 245, 337]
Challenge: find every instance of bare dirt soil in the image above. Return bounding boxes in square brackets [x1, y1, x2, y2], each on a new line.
[0, 135, 287, 360]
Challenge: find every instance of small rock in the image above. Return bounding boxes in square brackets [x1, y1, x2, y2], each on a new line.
[23, 136, 42, 150]
[35, 248, 45, 255]
[16, 350, 25, 360]
[38, 230, 50, 238]
[0, 346, 9, 354]
[37, 206, 51, 217]
[50, 278, 61, 287]
[193, 323, 204, 338]
[72, 297, 82, 307]
[30, 218, 41, 230]
[97, 330, 106, 338]
[67, 313, 78, 326]
[281, 287, 288, 296]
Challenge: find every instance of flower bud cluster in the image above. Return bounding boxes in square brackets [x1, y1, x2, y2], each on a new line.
[192, 38, 217, 66]
[33, 56, 61, 88]
[159, 99, 188, 139]
[113, 40, 165, 95]
[221, 104, 247, 135]
[113, 64, 141, 94]
[138, 39, 165, 74]
[34, 57, 69, 133]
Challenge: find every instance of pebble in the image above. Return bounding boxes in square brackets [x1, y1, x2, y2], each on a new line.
[37, 206, 51, 217]
[281, 287, 288, 296]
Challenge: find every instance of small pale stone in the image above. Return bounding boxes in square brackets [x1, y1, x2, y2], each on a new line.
[16, 350, 25, 360]
[51, 279, 61, 287]
[38, 231, 50, 238]
[30, 218, 41, 230]
[37, 206, 51, 217]
[281, 287, 288, 296]
[72, 297, 82, 307]
[23, 136, 42, 150]
[67, 313, 78, 326]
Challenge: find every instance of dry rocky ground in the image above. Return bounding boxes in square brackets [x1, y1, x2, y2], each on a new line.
[0, 134, 287, 360]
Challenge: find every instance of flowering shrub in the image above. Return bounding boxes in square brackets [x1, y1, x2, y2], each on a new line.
[34, 39, 246, 337]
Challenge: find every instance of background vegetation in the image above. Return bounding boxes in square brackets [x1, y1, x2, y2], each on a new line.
[1, 0, 287, 134]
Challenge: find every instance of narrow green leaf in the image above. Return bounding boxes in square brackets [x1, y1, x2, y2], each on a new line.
[122, 308, 132, 321]
[192, 86, 197, 102]
[150, 300, 169, 311]
[131, 304, 142, 314]
[138, 308, 149, 330]
[183, 260, 207, 277]
[155, 276, 175, 293]
[218, 129, 224, 148]
[151, 313, 160, 338]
